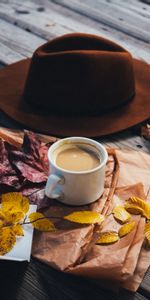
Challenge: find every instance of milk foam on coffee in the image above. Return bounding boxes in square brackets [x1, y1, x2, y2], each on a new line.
[55, 145, 100, 171]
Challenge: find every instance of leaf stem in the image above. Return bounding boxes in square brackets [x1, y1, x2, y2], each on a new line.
[22, 216, 62, 225]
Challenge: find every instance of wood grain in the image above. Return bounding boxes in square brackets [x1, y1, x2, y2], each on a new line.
[53, 0, 150, 42]
[0, 0, 150, 63]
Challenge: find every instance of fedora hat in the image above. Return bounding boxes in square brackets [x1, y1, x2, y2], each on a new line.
[0, 33, 149, 137]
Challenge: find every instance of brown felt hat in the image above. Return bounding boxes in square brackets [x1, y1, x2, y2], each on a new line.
[0, 33, 149, 137]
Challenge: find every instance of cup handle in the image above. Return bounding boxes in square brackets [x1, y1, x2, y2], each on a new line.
[45, 174, 64, 199]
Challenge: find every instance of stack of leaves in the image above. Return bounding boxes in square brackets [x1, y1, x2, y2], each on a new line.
[0, 192, 29, 255]
[0, 131, 53, 209]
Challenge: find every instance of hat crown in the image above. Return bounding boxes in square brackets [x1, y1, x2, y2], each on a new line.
[23, 33, 135, 115]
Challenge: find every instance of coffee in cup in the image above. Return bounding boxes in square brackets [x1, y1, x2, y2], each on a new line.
[45, 137, 108, 205]
[55, 145, 100, 172]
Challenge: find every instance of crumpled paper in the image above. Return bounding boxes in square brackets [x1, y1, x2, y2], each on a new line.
[0, 127, 149, 292]
[32, 148, 150, 292]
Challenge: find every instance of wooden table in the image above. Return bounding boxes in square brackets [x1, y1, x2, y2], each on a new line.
[0, 1, 150, 299]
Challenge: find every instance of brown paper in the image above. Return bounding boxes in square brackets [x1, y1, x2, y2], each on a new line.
[32, 148, 119, 271]
[0, 127, 149, 292]
[32, 148, 150, 292]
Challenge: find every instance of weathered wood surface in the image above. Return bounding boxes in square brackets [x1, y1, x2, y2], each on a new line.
[0, 0, 150, 153]
[0, 0, 150, 63]
[0, 1, 150, 299]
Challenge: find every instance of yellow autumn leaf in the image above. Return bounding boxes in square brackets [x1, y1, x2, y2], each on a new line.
[124, 204, 144, 215]
[64, 211, 104, 224]
[0, 210, 6, 220]
[125, 197, 150, 219]
[0, 220, 3, 229]
[118, 221, 135, 238]
[2, 192, 29, 214]
[144, 222, 150, 244]
[96, 231, 119, 244]
[112, 205, 131, 224]
[1, 211, 24, 227]
[126, 197, 147, 209]
[12, 224, 24, 236]
[6, 211, 24, 224]
[29, 212, 56, 232]
[143, 206, 150, 220]
[0, 227, 16, 255]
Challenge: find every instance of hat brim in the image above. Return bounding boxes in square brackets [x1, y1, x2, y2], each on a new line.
[0, 58, 149, 137]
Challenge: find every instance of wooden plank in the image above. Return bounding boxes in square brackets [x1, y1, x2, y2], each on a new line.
[112, 0, 150, 12]
[0, 0, 150, 63]
[0, 106, 149, 154]
[84, 0, 150, 18]
[139, 270, 150, 298]
[0, 41, 24, 64]
[53, 0, 150, 43]
[0, 1, 74, 40]
[99, 130, 150, 154]
[0, 256, 149, 300]
[0, 18, 45, 60]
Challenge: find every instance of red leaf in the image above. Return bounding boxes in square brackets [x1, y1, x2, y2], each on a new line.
[6, 132, 48, 183]
[0, 131, 52, 209]
[0, 139, 21, 192]
[0, 139, 16, 176]
[20, 184, 49, 209]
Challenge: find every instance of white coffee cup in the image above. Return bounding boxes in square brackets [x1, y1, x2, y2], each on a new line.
[45, 137, 108, 205]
